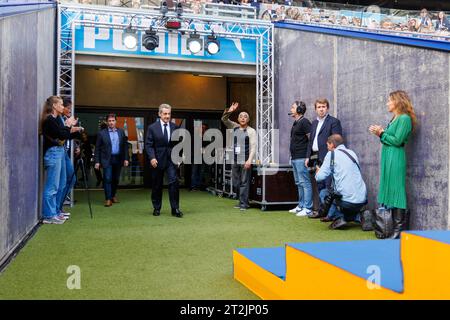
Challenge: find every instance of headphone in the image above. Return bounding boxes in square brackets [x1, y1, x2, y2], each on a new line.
[294, 100, 306, 115]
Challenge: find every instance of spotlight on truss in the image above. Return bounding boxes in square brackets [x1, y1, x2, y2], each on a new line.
[122, 26, 138, 49]
[142, 29, 159, 51]
[205, 34, 220, 55]
[187, 33, 203, 54]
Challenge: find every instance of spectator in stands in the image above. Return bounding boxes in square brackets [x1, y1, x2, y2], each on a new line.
[380, 18, 394, 30]
[315, 134, 368, 230]
[292, 7, 301, 20]
[132, 0, 141, 8]
[250, 0, 261, 17]
[369, 90, 417, 239]
[340, 16, 349, 26]
[191, 0, 202, 14]
[435, 11, 450, 32]
[417, 8, 434, 33]
[276, 5, 286, 20]
[352, 17, 362, 27]
[302, 7, 312, 22]
[407, 18, 418, 32]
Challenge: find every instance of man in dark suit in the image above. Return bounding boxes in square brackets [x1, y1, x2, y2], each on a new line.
[95, 114, 129, 207]
[145, 104, 183, 218]
[305, 98, 342, 219]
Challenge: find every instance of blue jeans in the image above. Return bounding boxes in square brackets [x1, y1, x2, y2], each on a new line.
[103, 155, 122, 200]
[320, 189, 343, 220]
[42, 146, 65, 218]
[57, 152, 76, 212]
[319, 189, 362, 222]
[291, 158, 313, 209]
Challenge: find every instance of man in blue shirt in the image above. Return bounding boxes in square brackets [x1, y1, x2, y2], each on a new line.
[315, 134, 367, 229]
[95, 114, 129, 207]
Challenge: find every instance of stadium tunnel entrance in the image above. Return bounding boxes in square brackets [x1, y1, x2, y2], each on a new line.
[73, 60, 256, 190]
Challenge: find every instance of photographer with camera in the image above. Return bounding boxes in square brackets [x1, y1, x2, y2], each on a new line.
[315, 134, 367, 230]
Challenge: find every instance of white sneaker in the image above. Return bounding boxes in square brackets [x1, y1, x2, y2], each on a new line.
[43, 217, 65, 225]
[296, 208, 312, 217]
[289, 206, 302, 213]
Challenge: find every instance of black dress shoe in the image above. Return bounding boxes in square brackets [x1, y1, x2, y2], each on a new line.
[171, 209, 183, 218]
[329, 218, 348, 230]
[153, 209, 160, 216]
[308, 210, 325, 219]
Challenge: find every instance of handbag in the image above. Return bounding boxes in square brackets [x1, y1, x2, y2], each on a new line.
[373, 207, 394, 239]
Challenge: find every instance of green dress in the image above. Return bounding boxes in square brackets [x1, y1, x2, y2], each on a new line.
[378, 114, 412, 209]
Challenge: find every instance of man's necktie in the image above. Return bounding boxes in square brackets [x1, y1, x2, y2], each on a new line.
[163, 123, 168, 143]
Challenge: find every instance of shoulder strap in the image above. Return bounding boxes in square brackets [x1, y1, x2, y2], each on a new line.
[338, 149, 361, 172]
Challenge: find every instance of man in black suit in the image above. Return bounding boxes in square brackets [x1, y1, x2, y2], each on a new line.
[94, 114, 129, 207]
[145, 104, 183, 218]
[305, 98, 342, 219]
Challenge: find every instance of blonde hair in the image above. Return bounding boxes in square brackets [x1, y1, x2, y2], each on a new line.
[389, 90, 417, 130]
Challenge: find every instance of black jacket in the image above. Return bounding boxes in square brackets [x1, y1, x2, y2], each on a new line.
[94, 128, 129, 168]
[145, 120, 178, 170]
[307, 114, 342, 162]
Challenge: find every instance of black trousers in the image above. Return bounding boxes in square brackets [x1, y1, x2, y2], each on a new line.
[232, 164, 251, 207]
[151, 162, 179, 210]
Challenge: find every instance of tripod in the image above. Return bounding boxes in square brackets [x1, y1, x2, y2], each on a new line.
[59, 157, 93, 219]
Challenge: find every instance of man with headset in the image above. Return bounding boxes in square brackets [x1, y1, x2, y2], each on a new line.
[288, 100, 313, 216]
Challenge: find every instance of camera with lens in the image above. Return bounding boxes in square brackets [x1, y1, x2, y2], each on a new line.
[318, 189, 342, 217]
[307, 154, 322, 173]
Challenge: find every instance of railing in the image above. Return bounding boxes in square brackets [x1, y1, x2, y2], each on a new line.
[203, 2, 256, 19]
[58, 0, 450, 41]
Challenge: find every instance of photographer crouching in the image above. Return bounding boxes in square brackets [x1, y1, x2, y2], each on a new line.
[314, 134, 368, 230]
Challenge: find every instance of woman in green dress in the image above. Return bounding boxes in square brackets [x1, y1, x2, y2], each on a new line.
[369, 90, 417, 239]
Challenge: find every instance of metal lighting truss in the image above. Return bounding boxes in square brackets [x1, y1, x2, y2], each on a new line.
[57, 3, 275, 164]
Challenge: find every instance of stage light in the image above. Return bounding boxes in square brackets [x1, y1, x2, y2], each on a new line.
[122, 27, 138, 49]
[142, 29, 159, 51]
[205, 35, 220, 55]
[160, 0, 168, 15]
[187, 33, 203, 54]
[166, 19, 182, 29]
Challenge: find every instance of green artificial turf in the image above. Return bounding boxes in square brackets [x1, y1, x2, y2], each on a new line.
[0, 189, 376, 299]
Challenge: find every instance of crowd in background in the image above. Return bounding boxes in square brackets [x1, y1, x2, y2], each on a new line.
[64, 0, 450, 41]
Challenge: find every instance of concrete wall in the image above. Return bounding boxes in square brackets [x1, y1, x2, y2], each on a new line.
[0, 8, 56, 265]
[275, 27, 450, 230]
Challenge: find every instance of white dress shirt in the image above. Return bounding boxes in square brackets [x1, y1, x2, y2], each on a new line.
[312, 114, 328, 152]
[159, 119, 171, 142]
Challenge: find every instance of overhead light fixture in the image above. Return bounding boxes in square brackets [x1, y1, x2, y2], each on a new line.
[142, 29, 159, 51]
[196, 74, 223, 78]
[160, 0, 168, 15]
[205, 34, 220, 55]
[122, 26, 138, 49]
[187, 33, 203, 54]
[96, 68, 129, 72]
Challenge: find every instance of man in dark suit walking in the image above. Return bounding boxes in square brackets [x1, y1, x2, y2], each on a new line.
[95, 114, 129, 207]
[305, 98, 342, 219]
[145, 104, 183, 218]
